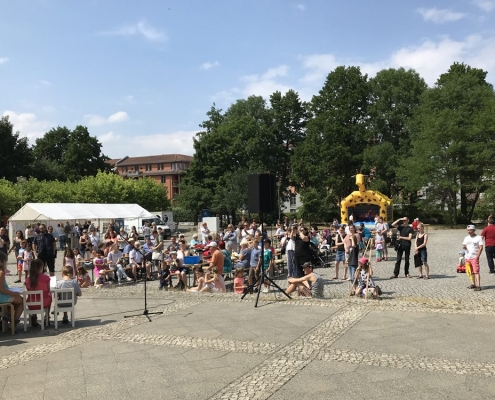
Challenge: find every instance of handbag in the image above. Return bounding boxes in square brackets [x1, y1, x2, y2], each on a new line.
[414, 253, 422, 268]
[152, 251, 164, 261]
[394, 241, 401, 252]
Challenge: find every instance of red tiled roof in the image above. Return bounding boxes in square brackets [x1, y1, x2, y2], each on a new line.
[106, 154, 193, 166]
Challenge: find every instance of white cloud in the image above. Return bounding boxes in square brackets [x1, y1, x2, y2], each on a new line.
[84, 111, 129, 126]
[40, 80, 51, 86]
[297, 4, 306, 12]
[103, 20, 167, 42]
[2, 110, 51, 143]
[300, 34, 495, 87]
[0, 57, 9, 65]
[99, 130, 196, 158]
[417, 7, 465, 23]
[472, 0, 495, 12]
[201, 61, 220, 70]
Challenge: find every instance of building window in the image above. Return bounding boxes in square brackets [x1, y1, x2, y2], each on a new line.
[289, 195, 297, 206]
[145, 164, 152, 172]
[171, 162, 186, 171]
[161, 176, 166, 184]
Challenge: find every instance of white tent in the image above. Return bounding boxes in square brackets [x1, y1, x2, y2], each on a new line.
[9, 203, 153, 222]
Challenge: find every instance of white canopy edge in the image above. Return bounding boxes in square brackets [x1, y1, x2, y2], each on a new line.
[9, 203, 154, 222]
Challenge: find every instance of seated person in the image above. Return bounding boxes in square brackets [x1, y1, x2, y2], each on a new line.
[170, 251, 189, 290]
[235, 239, 251, 270]
[233, 267, 246, 294]
[129, 242, 152, 281]
[158, 261, 172, 290]
[218, 241, 232, 274]
[187, 266, 206, 292]
[25, 259, 52, 327]
[201, 267, 226, 293]
[190, 234, 202, 247]
[55, 265, 82, 323]
[77, 266, 92, 288]
[93, 249, 115, 284]
[285, 262, 323, 298]
[353, 257, 380, 298]
[0, 251, 23, 327]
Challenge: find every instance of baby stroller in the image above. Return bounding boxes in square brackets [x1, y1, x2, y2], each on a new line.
[309, 242, 327, 267]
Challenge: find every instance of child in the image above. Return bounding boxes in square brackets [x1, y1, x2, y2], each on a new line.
[63, 248, 75, 270]
[93, 250, 114, 285]
[233, 267, 246, 294]
[25, 259, 52, 327]
[201, 267, 226, 293]
[354, 257, 380, 299]
[0, 251, 23, 327]
[187, 266, 206, 292]
[55, 265, 82, 323]
[15, 240, 26, 283]
[22, 242, 33, 282]
[375, 231, 384, 262]
[457, 250, 466, 273]
[73, 248, 83, 269]
[158, 261, 172, 290]
[77, 266, 92, 288]
[260, 240, 274, 293]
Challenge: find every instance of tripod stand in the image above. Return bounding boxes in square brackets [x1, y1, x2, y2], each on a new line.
[122, 235, 163, 320]
[241, 212, 291, 307]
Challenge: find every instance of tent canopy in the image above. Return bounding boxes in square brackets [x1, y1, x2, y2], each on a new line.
[9, 203, 154, 222]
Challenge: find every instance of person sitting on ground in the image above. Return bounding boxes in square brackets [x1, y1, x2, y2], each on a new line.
[285, 262, 323, 298]
[0, 251, 23, 328]
[233, 267, 246, 294]
[218, 241, 232, 275]
[55, 265, 82, 323]
[457, 250, 466, 273]
[201, 266, 226, 293]
[158, 261, 172, 290]
[25, 258, 52, 327]
[187, 266, 206, 292]
[353, 257, 380, 298]
[77, 266, 92, 287]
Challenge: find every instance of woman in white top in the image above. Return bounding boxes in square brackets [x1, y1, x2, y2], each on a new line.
[286, 226, 297, 278]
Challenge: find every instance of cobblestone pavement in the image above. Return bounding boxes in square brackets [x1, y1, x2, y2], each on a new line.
[1, 228, 495, 399]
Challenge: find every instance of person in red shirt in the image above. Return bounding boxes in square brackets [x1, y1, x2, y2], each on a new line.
[411, 218, 420, 232]
[481, 217, 495, 274]
[206, 242, 225, 276]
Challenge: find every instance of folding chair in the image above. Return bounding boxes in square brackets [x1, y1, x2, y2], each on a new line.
[22, 290, 50, 331]
[0, 302, 15, 335]
[52, 288, 76, 329]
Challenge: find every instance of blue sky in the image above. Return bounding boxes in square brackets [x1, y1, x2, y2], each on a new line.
[1, 0, 494, 159]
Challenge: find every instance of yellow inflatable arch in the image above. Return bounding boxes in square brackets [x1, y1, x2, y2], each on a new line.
[340, 174, 393, 224]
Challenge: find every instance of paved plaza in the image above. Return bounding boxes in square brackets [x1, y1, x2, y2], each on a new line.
[1, 229, 495, 399]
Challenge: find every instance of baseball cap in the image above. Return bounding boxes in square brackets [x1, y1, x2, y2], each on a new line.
[459, 250, 465, 256]
[206, 241, 217, 248]
[302, 262, 312, 268]
[359, 257, 369, 265]
[467, 225, 476, 230]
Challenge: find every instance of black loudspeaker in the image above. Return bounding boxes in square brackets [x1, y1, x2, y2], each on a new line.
[248, 173, 277, 213]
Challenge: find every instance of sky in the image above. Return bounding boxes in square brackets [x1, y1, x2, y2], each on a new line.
[1, 0, 495, 159]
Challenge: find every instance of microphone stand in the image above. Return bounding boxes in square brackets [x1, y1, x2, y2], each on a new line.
[123, 235, 163, 321]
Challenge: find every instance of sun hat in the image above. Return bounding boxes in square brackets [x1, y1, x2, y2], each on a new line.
[359, 257, 369, 265]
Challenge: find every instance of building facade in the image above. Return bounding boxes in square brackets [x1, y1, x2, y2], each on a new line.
[107, 154, 193, 200]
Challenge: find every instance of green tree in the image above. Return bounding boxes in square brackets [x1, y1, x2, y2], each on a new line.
[364, 68, 427, 196]
[32, 125, 110, 181]
[400, 63, 495, 224]
[0, 116, 32, 181]
[292, 66, 370, 210]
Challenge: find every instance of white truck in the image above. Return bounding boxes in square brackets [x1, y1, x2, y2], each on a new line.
[124, 215, 172, 239]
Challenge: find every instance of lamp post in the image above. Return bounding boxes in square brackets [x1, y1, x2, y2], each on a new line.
[17, 176, 26, 208]
[277, 181, 281, 221]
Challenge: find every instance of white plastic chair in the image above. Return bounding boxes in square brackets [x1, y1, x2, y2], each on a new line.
[22, 290, 50, 331]
[52, 288, 76, 329]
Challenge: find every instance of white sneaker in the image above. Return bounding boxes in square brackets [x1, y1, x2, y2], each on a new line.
[126, 277, 133, 281]
[262, 287, 269, 293]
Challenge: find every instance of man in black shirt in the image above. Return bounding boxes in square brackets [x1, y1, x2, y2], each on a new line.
[294, 226, 311, 278]
[33, 224, 57, 276]
[390, 217, 414, 278]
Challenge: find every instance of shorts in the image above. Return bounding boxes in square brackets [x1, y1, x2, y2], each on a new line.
[17, 260, 23, 272]
[466, 258, 480, 274]
[335, 251, 345, 262]
[419, 248, 427, 263]
[248, 266, 259, 279]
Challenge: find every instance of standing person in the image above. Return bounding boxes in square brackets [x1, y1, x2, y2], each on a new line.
[480, 218, 495, 274]
[26, 224, 36, 245]
[294, 226, 311, 278]
[54, 223, 65, 251]
[64, 221, 72, 249]
[0, 227, 10, 256]
[79, 230, 89, 254]
[390, 217, 414, 279]
[285, 226, 297, 278]
[200, 222, 210, 244]
[223, 224, 236, 254]
[334, 226, 347, 280]
[463, 225, 483, 291]
[412, 218, 420, 232]
[344, 224, 361, 282]
[375, 217, 389, 261]
[415, 223, 429, 279]
[32, 224, 57, 277]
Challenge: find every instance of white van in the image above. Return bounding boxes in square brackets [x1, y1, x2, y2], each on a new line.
[124, 216, 171, 239]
